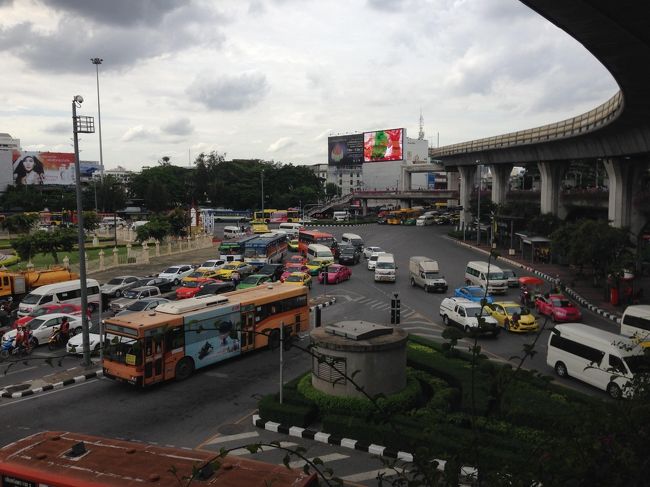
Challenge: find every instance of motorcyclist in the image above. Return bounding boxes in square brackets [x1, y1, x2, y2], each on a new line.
[520, 284, 530, 306]
[14, 326, 26, 353]
[58, 317, 70, 344]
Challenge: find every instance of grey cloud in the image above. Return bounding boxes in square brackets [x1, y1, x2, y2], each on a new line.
[0, 0, 13, 6]
[40, 0, 183, 27]
[44, 120, 71, 134]
[161, 117, 194, 136]
[186, 72, 269, 111]
[367, 0, 406, 12]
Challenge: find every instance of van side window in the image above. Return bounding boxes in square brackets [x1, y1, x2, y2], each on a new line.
[550, 334, 605, 365]
[57, 289, 81, 301]
[623, 314, 650, 332]
[88, 286, 100, 296]
[40, 294, 53, 304]
[609, 355, 627, 375]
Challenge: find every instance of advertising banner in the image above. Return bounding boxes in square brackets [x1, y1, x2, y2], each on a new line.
[328, 134, 363, 166]
[427, 172, 436, 189]
[363, 128, 404, 162]
[11, 151, 101, 186]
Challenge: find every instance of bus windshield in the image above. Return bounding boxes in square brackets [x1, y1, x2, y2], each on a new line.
[104, 336, 140, 366]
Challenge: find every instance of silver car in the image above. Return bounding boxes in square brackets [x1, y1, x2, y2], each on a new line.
[109, 286, 161, 314]
[115, 297, 170, 317]
[100, 276, 139, 298]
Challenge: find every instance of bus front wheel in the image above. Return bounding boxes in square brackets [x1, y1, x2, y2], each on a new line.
[175, 357, 195, 381]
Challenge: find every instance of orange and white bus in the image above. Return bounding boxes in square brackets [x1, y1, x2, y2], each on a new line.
[102, 283, 309, 386]
[0, 431, 318, 487]
[297, 229, 338, 256]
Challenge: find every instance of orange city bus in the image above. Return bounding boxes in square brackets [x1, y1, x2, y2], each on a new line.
[102, 283, 309, 386]
[0, 431, 317, 487]
[297, 229, 338, 256]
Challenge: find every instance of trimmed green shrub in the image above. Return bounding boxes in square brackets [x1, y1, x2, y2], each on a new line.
[257, 392, 317, 428]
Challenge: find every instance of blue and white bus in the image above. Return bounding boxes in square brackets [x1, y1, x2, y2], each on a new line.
[243, 234, 288, 267]
[201, 208, 252, 234]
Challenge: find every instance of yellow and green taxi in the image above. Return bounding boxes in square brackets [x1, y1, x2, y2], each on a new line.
[284, 272, 312, 289]
[288, 239, 299, 252]
[215, 261, 253, 280]
[483, 301, 539, 333]
[181, 269, 220, 284]
[236, 274, 271, 290]
[305, 259, 333, 276]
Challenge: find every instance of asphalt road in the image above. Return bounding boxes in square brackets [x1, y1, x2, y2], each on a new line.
[0, 223, 618, 485]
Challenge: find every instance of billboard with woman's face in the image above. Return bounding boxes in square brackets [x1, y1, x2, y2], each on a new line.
[12, 151, 101, 186]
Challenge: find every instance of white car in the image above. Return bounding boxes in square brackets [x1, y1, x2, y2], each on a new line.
[367, 252, 386, 271]
[3, 313, 88, 347]
[197, 259, 226, 272]
[363, 246, 383, 259]
[66, 331, 101, 354]
[158, 265, 195, 285]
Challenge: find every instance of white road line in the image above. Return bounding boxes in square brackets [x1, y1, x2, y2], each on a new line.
[287, 453, 348, 469]
[0, 380, 99, 408]
[342, 467, 403, 482]
[204, 431, 259, 446]
[1, 366, 38, 377]
[228, 441, 297, 456]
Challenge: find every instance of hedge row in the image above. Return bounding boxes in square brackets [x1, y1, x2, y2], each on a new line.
[257, 389, 317, 427]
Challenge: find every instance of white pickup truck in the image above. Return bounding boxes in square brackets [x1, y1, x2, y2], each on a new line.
[439, 297, 500, 336]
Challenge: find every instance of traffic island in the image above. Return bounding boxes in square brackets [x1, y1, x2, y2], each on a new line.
[0, 365, 103, 399]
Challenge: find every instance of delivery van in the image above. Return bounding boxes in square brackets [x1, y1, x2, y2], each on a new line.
[409, 256, 447, 292]
[547, 323, 650, 399]
[465, 261, 508, 294]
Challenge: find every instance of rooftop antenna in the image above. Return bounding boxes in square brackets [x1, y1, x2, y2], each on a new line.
[418, 109, 425, 140]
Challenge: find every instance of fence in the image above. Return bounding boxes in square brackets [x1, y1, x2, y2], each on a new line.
[65, 234, 214, 275]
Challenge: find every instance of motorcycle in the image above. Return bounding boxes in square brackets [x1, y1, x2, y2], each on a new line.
[48, 327, 69, 351]
[0, 336, 33, 360]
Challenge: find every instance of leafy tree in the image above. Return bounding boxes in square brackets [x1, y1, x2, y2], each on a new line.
[167, 208, 189, 237]
[95, 175, 127, 213]
[526, 213, 562, 237]
[82, 211, 100, 233]
[129, 165, 191, 209]
[144, 180, 171, 213]
[135, 217, 171, 243]
[1, 213, 39, 234]
[25, 228, 77, 264]
[325, 183, 341, 199]
[10, 234, 39, 262]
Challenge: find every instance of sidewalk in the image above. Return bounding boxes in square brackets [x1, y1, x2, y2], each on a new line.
[452, 238, 650, 326]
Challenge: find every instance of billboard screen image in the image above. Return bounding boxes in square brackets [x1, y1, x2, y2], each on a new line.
[12, 151, 101, 186]
[328, 134, 363, 166]
[363, 128, 404, 162]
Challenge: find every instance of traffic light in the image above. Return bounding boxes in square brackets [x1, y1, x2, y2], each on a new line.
[390, 293, 400, 325]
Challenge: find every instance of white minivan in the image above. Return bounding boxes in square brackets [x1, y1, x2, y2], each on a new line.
[341, 233, 364, 250]
[464, 261, 508, 294]
[620, 304, 650, 346]
[547, 323, 649, 399]
[333, 211, 350, 222]
[223, 226, 245, 239]
[278, 222, 303, 237]
[374, 253, 397, 282]
[18, 279, 101, 316]
[306, 244, 334, 267]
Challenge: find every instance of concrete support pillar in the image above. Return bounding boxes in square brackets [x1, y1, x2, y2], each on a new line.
[361, 199, 368, 217]
[490, 164, 513, 205]
[603, 158, 649, 232]
[537, 161, 568, 215]
[447, 171, 460, 192]
[457, 165, 476, 226]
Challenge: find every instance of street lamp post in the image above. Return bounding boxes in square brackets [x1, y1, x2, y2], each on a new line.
[261, 169, 264, 219]
[72, 95, 95, 367]
[476, 161, 482, 246]
[90, 58, 104, 182]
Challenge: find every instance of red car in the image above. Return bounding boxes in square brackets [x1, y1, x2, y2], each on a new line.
[318, 264, 352, 284]
[12, 303, 87, 328]
[175, 278, 221, 300]
[285, 255, 307, 266]
[281, 264, 309, 282]
[535, 294, 582, 322]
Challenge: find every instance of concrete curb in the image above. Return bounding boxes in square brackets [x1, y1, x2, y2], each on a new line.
[1, 369, 103, 399]
[450, 238, 622, 325]
[309, 297, 336, 312]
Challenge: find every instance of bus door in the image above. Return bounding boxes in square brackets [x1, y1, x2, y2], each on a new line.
[241, 309, 256, 352]
[143, 332, 165, 385]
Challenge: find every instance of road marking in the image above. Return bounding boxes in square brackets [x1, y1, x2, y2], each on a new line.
[342, 467, 404, 482]
[203, 431, 259, 446]
[287, 453, 348, 469]
[1, 366, 38, 377]
[228, 441, 297, 456]
[0, 380, 99, 408]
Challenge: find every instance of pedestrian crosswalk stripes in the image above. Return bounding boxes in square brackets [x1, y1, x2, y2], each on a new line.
[204, 431, 259, 445]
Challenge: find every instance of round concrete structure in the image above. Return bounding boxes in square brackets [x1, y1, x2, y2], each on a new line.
[310, 321, 408, 398]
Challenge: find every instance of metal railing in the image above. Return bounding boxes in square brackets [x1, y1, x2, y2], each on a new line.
[430, 91, 623, 157]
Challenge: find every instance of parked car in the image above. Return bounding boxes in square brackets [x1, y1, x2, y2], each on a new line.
[194, 281, 236, 297]
[13, 303, 87, 328]
[257, 264, 285, 282]
[284, 272, 312, 289]
[483, 301, 539, 333]
[115, 297, 170, 317]
[100, 275, 139, 298]
[237, 274, 271, 290]
[454, 286, 494, 304]
[175, 278, 220, 299]
[196, 259, 226, 272]
[281, 263, 310, 282]
[158, 265, 195, 285]
[3, 313, 86, 347]
[110, 286, 162, 314]
[535, 294, 582, 322]
[131, 277, 174, 293]
[338, 245, 361, 265]
[363, 246, 383, 259]
[318, 264, 352, 284]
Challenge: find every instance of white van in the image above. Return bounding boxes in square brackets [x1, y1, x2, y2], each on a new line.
[341, 233, 364, 250]
[278, 222, 303, 237]
[620, 304, 650, 346]
[333, 211, 350, 222]
[416, 215, 435, 226]
[547, 323, 649, 399]
[307, 244, 334, 266]
[101, 216, 126, 227]
[17, 279, 101, 316]
[223, 226, 245, 239]
[374, 253, 397, 282]
[464, 261, 508, 294]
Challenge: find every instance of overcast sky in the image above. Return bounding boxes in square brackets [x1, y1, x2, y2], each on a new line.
[0, 0, 617, 171]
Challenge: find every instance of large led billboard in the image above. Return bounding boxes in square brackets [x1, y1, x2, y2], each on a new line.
[363, 128, 404, 162]
[11, 151, 101, 186]
[328, 134, 363, 166]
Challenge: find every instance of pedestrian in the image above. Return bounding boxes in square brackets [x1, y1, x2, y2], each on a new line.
[231, 270, 240, 287]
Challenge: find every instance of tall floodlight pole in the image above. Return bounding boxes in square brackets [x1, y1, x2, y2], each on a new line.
[261, 169, 265, 218]
[72, 95, 95, 367]
[476, 161, 482, 246]
[91, 58, 104, 182]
